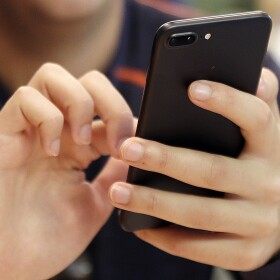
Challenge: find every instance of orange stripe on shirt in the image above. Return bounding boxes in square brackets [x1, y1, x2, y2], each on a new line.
[135, 0, 204, 19]
[114, 67, 147, 89]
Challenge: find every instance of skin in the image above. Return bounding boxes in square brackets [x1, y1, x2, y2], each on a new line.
[0, 0, 124, 91]
[0, 0, 279, 278]
[0, 1, 133, 279]
[0, 64, 134, 280]
[110, 68, 280, 271]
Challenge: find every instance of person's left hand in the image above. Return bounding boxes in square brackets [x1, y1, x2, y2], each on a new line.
[109, 68, 280, 271]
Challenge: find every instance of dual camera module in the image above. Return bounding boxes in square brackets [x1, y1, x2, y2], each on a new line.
[169, 32, 211, 47]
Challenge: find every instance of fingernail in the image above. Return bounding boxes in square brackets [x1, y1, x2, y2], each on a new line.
[121, 142, 144, 162]
[190, 81, 212, 100]
[110, 184, 131, 204]
[79, 124, 92, 144]
[50, 139, 60, 156]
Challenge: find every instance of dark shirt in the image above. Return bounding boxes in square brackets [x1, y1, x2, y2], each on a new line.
[1, 1, 280, 279]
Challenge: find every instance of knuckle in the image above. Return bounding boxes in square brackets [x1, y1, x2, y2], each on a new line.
[242, 249, 264, 271]
[14, 86, 32, 100]
[264, 177, 280, 203]
[48, 112, 64, 125]
[171, 240, 189, 258]
[74, 97, 94, 113]
[37, 62, 64, 76]
[257, 211, 279, 237]
[232, 245, 262, 271]
[39, 111, 64, 131]
[109, 109, 133, 126]
[203, 155, 226, 189]
[263, 68, 279, 101]
[188, 203, 223, 231]
[153, 144, 169, 173]
[145, 191, 159, 213]
[253, 101, 273, 130]
[14, 86, 42, 107]
[121, 110, 133, 119]
[188, 209, 213, 230]
[144, 143, 169, 173]
[211, 83, 236, 106]
[265, 216, 279, 236]
[81, 70, 107, 84]
[34, 63, 66, 92]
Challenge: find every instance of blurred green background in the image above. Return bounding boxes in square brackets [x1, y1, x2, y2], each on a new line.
[194, 0, 255, 12]
[179, 0, 255, 13]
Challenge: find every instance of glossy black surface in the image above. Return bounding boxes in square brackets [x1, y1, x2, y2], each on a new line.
[120, 12, 271, 232]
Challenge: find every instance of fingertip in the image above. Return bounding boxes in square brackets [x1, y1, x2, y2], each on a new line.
[119, 139, 144, 162]
[189, 81, 213, 101]
[109, 183, 132, 205]
[48, 138, 61, 156]
[74, 123, 92, 145]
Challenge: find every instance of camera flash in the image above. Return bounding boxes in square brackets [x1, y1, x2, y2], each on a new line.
[205, 33, 211, 40]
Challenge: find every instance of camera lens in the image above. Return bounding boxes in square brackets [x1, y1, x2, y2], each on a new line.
[169, 33, 197, 47]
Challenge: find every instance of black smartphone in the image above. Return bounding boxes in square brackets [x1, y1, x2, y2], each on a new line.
[120, 11, 272, 232]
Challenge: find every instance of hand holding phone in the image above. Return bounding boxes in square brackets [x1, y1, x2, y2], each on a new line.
[118, 11, 272, 232]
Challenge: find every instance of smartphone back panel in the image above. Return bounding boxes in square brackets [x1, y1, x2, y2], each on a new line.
[120, 12, 272, 231]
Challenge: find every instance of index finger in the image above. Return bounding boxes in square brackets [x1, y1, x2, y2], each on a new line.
[188, 77, 278, 157]
[80, 71, 133, 157]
